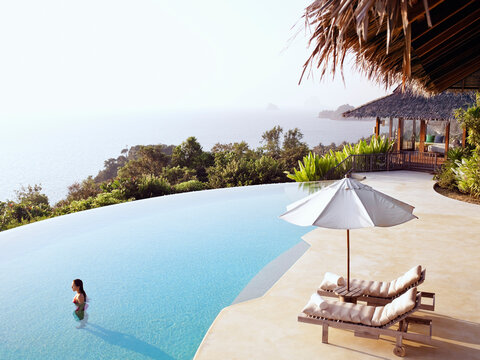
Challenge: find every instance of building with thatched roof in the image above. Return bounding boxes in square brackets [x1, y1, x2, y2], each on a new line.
[343, 88, 477, 154]
[301, 0, 480, 94]
[344, 88, 476, 121]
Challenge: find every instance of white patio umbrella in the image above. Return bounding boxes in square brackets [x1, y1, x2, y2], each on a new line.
[280, 176, 417, 291]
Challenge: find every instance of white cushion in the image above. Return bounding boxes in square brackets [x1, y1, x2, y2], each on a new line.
[304, 287, 417, 327]
[319, 272, 345, 291]
[302, 293, 329, 317]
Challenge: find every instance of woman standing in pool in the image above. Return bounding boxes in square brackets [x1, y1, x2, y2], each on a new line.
[71, 279, 88, 325]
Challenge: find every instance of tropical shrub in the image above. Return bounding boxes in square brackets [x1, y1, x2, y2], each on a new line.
[161, 166, 197, 185]
[173, 180, 207, 193]
[92, 190, 126, 207]
[253, 155, 284, 184]
[66, 176, 101, 202]
[136, 175, 172, 199]
[286, 136, 394, 182]
[207, 153, 254, 188]
[434, 147, 470, 190]
[453, 153, 480, 198]
[286, 152, 338, 181]
[54, 197, 96, 215]
[455, 92, 480, 151]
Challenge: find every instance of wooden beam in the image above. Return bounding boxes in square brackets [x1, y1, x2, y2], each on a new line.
[445, 122, 450, 155]
[419, 120, 426, 152]
[411, 0, 475, 41]
[462, 127, 467, 148]
[432, 56, 480, 92]
[389, 117, 393, 139]
[375, 117, 380, 137]
[397, 118, 404, 152]
[415, 10, 480, 57]
[408, 0, 446, 26]
[419, 25, 480, 66]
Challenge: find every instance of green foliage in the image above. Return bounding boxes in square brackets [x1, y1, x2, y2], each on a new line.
[447, 147, 469, 162]
[455, 93, 480, 151]
[253, 155, 284, 184]
[286, 136, 394, 182]
[171, 137, 213, 181]
[435, 147, 473, 191]
[281, 128, 310, 171]
[136, 175, 172, 199]
[207, 152, 255, 188]
[64, 176, 101, 203]
[286, 152, 337, 181]
[453, 153, 480, 198]
[172, 137, 203, 167]
[15, 184, 49, 207]
[0, 185, 52, 229]
[261, 126, 283, 159]
[3, 128, 398, 232]
[434, 158, 459, 191]
[161, 166, 197, 185]
[207, 143, 284, 188]
[117, 145, 170, 179]
[92, 190, 126, 207]
[173, 180, 207, 193]
[94, 154, 128, 183]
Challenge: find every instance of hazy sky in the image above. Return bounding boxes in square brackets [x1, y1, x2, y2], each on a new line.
[0, 0, 391, 124]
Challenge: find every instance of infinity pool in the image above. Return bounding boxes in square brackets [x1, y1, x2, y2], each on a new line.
[0, 183, 320, 359]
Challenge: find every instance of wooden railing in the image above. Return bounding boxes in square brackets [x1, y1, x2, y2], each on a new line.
[322, 151, 443, 180]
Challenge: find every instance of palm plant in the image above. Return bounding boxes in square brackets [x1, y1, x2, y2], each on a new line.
[455, 92, 480, 152]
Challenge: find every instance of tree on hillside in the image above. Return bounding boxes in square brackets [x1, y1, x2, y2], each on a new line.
[172, 137, 213, 181]
[281, 128, 309, 170]
[65, 176, 101, 203]
[117, 145, 170, 179]
[261, 126, 283, 159]
[15, 184, 49, 206]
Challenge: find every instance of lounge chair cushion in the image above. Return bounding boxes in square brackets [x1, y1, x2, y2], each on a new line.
[302, 293, 329, 316]
[345, 265, 422, 298]
[319, 272, 345, 291]
[371, 288, 417, 326]
[388, 265, 422, 296]
[302, 288, 417, 327]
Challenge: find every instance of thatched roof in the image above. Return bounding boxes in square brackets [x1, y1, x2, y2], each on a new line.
[342, 88, 476, 121]
[301, 0, 480, 94]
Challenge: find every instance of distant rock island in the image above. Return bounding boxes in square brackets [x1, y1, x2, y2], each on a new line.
[318, 104, 355, 119]
[266, 103, 279, 111]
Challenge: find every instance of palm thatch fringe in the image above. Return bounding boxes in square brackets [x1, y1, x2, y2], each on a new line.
[300, 0, 434, 93]
[343, 88, 477, 121]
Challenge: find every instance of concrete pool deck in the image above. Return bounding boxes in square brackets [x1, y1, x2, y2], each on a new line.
[195, 171, 480, 360]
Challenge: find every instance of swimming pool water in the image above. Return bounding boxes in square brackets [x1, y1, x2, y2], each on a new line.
[0, 183, 321, 359]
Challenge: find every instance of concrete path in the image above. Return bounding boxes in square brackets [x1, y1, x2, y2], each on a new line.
[195, 171, 480, 360]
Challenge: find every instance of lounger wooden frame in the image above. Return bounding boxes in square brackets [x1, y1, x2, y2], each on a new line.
[298, 292, 432, 357]
[318, 269, 436, 311]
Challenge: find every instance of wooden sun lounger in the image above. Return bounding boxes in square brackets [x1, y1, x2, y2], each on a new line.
[318, 269, 436, 311]
[298, 292, 432, 357]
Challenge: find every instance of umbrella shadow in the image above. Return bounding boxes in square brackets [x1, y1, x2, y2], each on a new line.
[84, 323, 175, 360]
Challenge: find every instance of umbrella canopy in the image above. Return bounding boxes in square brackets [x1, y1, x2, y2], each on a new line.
[281, 177, 417, 229]
[280, 177, 417, 290]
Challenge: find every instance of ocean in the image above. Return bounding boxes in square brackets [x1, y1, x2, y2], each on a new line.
[0, 109, 374, 203]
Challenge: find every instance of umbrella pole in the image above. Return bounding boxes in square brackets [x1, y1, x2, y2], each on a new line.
[347, 229, 350, 292]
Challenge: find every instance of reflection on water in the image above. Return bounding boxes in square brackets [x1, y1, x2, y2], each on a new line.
[75, 312, 88, 329]
[84, 324, 174, 360]
[296, 180, 335, 194]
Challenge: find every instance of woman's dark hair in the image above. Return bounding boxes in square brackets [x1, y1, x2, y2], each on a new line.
[73, 279, 87, 302]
